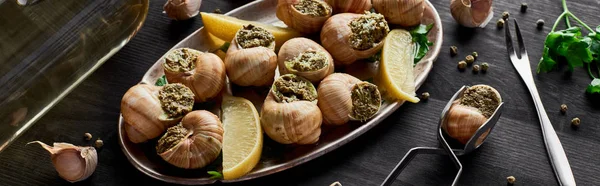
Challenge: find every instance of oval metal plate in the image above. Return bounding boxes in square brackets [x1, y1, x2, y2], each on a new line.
[118, 0, 443, 184]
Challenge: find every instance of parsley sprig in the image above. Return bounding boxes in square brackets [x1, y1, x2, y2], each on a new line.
[537, 0, 600, 95]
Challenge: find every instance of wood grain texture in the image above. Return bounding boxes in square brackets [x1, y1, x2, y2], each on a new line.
[1, 0, 599, 185]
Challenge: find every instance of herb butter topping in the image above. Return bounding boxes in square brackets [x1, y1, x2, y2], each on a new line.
[272, 74, 317, 103]
[156, 124, 189, 154]
[164, 48, 199, 72]
[236, 24, 275, 49]
[348, 12, 390, 50]
[459, 86, 501, 118]
[285, 50, 328, 72]
[293, 0, 331, 17]
[351, 82, 381, 121]
[158, 83, 195, 118]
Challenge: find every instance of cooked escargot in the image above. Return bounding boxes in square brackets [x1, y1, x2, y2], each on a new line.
[260, 74, 322, 144]
[318, 73, 381, 125]
[121, 83, 195, 143]
[372, 0, 425, 27]
[324, 0, 372, 14]
[276, 0, 333, 34]
[224, 24, 278, 87]
[278, 37, 334, 83]
[442, 85, 501, 145]
[163, 48, 226, 102]
[156, 110, 223, 169]
[321, 12, 390, 66]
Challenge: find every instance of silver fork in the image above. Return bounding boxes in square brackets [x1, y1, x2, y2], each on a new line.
[505, 19, 576, 186]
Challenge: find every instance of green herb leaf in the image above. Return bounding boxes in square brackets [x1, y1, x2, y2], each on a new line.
[586, 78, 600, 94]
[219, 42, 231, 52]
[155, 75, 168, 86]
[207, 171, 223, 179]
[366, 51, 381, 63]
[537, 27, 593, 72]
[410, 24, 434, 64]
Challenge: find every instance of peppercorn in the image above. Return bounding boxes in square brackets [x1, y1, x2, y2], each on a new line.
[473, 64, 480, 73]
[537, 19, 545, 29]
[560, 104, 568, 114]
[497, 19, 505, 28]
[421, 92, 430, 100]
[481, 62, 489, 72]
[458, 61, 467, 71]
[95, 138, 104, 148]
[521, 3, 528, 13]
[571, 117, 580, 127]
[502, 11, 510, 20]
[465, 55, 475, 65]
[213, 8, 222, 14]
[84, 133, 92, 141]
[507, 176, 516, 184]
[471, 52, 478, 60]
[450, 46, 458, 56]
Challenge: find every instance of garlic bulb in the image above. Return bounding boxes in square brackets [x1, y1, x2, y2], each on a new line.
[278, 37, 334, 83]
[261, 74, 322, 144]
[442, 85, 501, 145]
[276, 0, 333, 34]
[163, 48, 226, 102]
[121, 83, 195, 143]
[318, 73, 381, 125]
[450, 0, 494, 28]
[163, 0, 202, 21]
[324, 0, 372, 14]
[29, 141, 97, 183]
[224, 24, 278, 87]
[321, 12, 389, 66]
[372, 0, 425, 27]
[156, 110, 223, 169]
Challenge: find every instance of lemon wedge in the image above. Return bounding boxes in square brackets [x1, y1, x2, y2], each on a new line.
[200, 12, 302, 48]
[376, 29, 420, 103]
[221, 95, 263, 180]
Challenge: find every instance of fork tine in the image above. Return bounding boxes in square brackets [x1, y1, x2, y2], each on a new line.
[514, 19, 528, 57]
[504, 19, 517, 59]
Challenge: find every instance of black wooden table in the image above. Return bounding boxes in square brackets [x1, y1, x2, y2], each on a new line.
[1, 0, 599, 185]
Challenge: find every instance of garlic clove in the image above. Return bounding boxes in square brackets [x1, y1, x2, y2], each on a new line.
[163, 48, 227, 102]
[372, 0, 425, 27]
[278, 37, 334, 83]
[324, 0, 372, 14]
[157, 110, 223, 169]
[276, 0, 333, 34]
[450, 0, 494, 28]
[163, 0, 202, 21]
[29, 141, 97, 183]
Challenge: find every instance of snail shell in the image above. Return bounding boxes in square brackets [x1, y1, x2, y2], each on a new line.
[163, 0, 202, 21]
[318, 73, 381, 125]
[278, 37, 334, 83]
[156, 110, 223, 169]
[224, 25, 278, 87]
[372, 0, 425, 27]
[163, 48, 226, 102]
[324, 0, 372, 14]
[321, 13, 389, 66]
[29, 141, 97, 183]
[260, 74, 322, 144]
[121, 83, 195, 143]
[276, 0, 333, 34]
[450, 0, 494, 28]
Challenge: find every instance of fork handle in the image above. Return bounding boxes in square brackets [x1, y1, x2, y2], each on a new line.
[525, 81, 576, 186]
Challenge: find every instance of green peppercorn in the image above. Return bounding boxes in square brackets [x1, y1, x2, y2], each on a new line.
[537, 19, 545, 29]
[95, 138, 104, 148]
[473, 64, 480, 73]
[521, 3, 528, 13]
[84, 133, 92, 141]
[502, 11, 510, 20]
[458, 61, 467, 71]
[421, 92, 430, 100]
[507, 176, 516, 184]
[497, 19, 505, 28]
[560, 104, 568, 114]
[481, 62, 489, 72]
[471, 52, 478, 60]
[465, 55, 475, 65]
[571, 117, 580, 127]
[450, 46, 458, 56]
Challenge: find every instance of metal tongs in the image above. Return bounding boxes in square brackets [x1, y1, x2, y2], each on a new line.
[381, 86, 505, 186]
